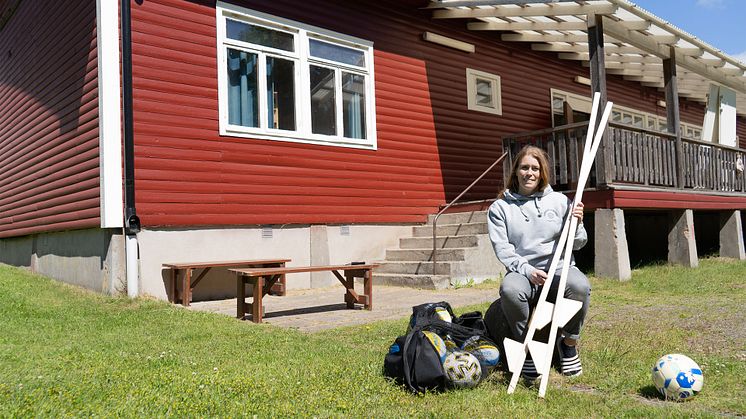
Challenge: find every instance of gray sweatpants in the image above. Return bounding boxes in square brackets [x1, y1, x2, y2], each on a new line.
[499, 266, 590, 341]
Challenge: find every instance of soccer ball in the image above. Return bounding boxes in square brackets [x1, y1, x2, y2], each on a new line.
[461, 336, 500, 375]
[422, 330, 448, 363]
[443, 350, 482, 388]
[651, 354, 704, 401]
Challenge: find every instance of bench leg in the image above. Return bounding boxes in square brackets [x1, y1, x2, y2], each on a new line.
[171, 268, 178, 304]
[344, 272, 356, 309]
[252, 276, 264, 323]
[181, 268, 193, 307]
[236, 274, 246, 319]
[364, 268, 373, 310]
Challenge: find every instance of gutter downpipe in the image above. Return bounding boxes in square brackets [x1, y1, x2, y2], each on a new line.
[121, 0, 141, 297]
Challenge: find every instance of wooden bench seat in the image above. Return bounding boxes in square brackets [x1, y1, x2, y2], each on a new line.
[230, 263, 378, 323]
[163, 259, 290, 306]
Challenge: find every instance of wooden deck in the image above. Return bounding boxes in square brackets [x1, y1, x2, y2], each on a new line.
[503, 121, 746, 197]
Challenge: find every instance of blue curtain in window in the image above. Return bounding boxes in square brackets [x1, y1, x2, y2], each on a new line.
[343, 73, 365, 139]
[227, 49, 257, 127]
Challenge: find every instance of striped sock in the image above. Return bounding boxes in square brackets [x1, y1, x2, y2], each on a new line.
[558, 340, 583, 377]
[521, 357, 539, 380]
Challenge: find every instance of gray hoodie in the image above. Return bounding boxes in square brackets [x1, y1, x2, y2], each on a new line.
[487, 185, 587, 278]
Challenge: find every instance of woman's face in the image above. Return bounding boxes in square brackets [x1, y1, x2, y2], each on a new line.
[516, 154, 541, 195]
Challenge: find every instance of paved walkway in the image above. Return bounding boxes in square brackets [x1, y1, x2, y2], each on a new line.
[188, 285, 499, 332]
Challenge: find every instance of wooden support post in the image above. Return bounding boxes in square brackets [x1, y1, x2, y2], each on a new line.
[720, 210, 746, 260]
[594, 209, 631, 280]
[668, 210, 698, 267]
[587, 14, 611, 188]
[663, 46, 685, 189]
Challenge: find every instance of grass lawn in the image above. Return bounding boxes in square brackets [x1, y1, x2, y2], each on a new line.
[1, 258, 744, 417]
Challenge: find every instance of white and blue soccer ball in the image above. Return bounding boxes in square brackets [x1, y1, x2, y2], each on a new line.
[443, 350, 482, 389]
[651, 354, 704, 401]
[461, 336, 500, 374]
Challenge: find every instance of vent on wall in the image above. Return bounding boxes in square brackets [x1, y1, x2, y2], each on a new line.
[340, 225, 350, 236]
[261, 226, 273, 239]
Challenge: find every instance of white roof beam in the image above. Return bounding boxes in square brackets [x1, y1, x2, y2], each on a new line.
[426, 0, 579, 7]
[623, 75, 664, 83]
[602, 17, 746, 93]
[502, 33, 621, 43]
[532, 43, 643, 54]
[560, 52, 662, 63]
[470, 20, 593, 31]
[616, 1, 746, 71]
[433, 3, 618, 19]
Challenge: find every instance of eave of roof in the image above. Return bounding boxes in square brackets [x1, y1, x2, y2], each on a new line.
[427, 0, 746, 116]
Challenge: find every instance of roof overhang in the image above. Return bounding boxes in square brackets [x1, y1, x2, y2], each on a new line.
[426, 0, 746, 116]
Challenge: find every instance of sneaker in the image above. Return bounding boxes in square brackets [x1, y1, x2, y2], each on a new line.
[557, 339, 583, 377]
[521, 356, 540, 381]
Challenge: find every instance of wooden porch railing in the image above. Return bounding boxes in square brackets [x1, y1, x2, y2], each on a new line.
[502, 121, 746, 193]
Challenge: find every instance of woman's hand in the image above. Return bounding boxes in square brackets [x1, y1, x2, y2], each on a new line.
[529, 269, 548, 286]
[572, 202, 584, 224]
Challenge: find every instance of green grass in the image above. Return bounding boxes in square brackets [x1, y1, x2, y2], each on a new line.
[1, 259, 744, 417]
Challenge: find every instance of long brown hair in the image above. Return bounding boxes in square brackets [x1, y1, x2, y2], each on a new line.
[500, 145, 551, 198]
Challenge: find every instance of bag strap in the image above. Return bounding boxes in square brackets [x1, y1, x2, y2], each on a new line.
[401, 330, 419, 393]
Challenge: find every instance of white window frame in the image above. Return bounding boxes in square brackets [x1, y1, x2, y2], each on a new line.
[216, 2, 377, 150]
[466, 68, 502, 115]
[550, 89, 703, 140]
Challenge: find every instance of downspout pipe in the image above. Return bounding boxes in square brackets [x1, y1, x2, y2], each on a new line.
[121, 0, 141, 297]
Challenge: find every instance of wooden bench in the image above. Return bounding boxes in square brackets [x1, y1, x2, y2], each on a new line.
[163, 259, 291, 306]
[231, 263, 378, 323]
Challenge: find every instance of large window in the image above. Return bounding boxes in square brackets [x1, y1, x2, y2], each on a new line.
[217, 3, 377, 149]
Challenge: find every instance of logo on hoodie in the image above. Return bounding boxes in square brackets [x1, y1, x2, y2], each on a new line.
[543, 209, 559, 221]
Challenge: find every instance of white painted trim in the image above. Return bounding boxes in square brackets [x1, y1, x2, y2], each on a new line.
[215, 2, 377, 150]
[96, 0, 124, 228]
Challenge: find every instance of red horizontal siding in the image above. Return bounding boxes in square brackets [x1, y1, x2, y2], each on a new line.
[129, 0, 738, 228]
[583, 189, 746, 210]
[0, 0, 100, 238]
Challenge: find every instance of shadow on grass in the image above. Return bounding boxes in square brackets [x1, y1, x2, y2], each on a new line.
[639, 384, 663, 400]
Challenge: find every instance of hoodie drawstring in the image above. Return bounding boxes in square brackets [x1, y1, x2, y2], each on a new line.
[518, 197, 542, 221]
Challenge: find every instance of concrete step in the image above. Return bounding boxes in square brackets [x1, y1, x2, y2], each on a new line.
[385, 248, 465, 262]
[399, 235, 479, 249]
[374, 273, 451, 290]
[427, 210, 488, 225]
[412, 222, 488, 237]
[376, 261, 452, 275]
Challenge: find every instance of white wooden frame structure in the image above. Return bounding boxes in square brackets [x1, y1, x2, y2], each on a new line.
[426, 0, 746, 117]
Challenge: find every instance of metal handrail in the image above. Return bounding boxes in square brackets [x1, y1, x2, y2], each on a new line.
[431, 152, 508, 275]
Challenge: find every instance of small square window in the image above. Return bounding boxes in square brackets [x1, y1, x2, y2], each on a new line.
[466, 68, 501, 115]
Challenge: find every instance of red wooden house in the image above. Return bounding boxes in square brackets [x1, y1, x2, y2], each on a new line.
[1, 0, 744, 300]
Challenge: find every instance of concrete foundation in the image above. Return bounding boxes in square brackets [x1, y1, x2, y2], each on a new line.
[136, 224, 411, 302]
[668, 210, 698, 267]
[0, 228, 126, 295]
[719, 210, 746, 260]
[594, 209, 631, 280]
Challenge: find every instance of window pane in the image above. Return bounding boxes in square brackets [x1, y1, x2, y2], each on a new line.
[266, 57, 296, 130]
[226, 19, 294, 52]
[310, 66, 336, 136]
[342, 72, 366, 139]
[612, 110, 622, 122]
[227, 48, 258, 128]
[552, 97, 564, 113]
[309, 39, 365, 67]
[475, 78, 494, 107]
[633, 115, 643, 128]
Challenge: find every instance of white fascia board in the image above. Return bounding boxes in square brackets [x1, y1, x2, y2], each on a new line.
[96, 0, 124, 228]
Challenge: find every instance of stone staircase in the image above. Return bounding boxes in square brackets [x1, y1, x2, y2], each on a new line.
[374, 210, 506, 289]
